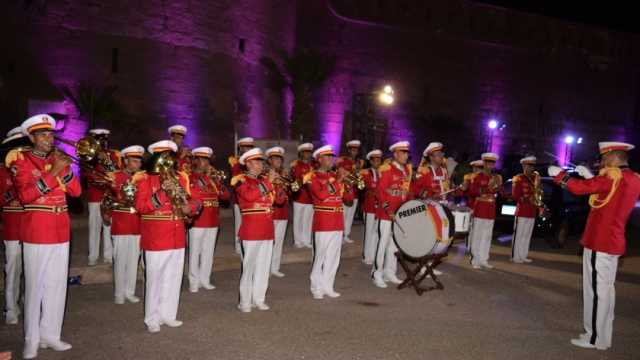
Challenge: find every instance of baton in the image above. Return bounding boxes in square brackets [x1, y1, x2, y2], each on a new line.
[544, 151, 577, 168]
[384, 202, 406, 236]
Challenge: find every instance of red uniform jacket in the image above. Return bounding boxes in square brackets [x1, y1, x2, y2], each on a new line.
[9, 149, 81, 243]
[336, 156, 364, 172]
[108, 170, 141, 236]
[554, 167, 640, 255]
[228, 155, 244, 205]
[177, 150, 192, 174]
[361, 168, 379, 214]
[0, 165, 23, 240]
[291, 160, 314, 204]
[233, 173, 284, 241]
[468, 172, 502, 220]
[189, 171, 230, 228]
[375, 161, 413, 221]
[512, 173, 539, 218]
[306, 170, 354, 232]
[411, 165, 449, 200]
[134, 171, 199, 251]
[272, 173, 290, 221]
[84, 149, 121, 203]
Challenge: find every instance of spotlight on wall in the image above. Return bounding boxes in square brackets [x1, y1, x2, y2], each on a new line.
[564, 135, 575, 144]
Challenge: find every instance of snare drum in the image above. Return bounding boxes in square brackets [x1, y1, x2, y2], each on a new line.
[392, 199, 455, 258]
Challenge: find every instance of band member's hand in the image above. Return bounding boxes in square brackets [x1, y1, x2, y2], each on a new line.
[51, 155, 72, 176]
[267, 168, 278, 183]
[336, 167, 348, 181]
[161, 179, 177, 193]
[547, 165, 562, 177]
[575, 165, 594, 179]
[181, 204, 192, 216]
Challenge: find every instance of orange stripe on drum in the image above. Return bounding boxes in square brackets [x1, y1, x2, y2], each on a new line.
[425, 203, 444, 241]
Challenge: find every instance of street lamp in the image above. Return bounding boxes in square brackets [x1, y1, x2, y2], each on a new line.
[378, 85, 394, 106]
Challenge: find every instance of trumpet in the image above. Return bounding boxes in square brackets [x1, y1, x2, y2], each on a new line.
[53, 136, 114, 185]
[207, 168, 227, 182]
[265, 167, 301, 192]
[342, 171, 366, 190]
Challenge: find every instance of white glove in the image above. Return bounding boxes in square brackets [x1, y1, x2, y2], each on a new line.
[547, 166, 562, 177]
[575, 165, 594, 179]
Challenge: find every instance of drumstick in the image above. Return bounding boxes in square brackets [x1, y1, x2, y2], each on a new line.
[544, 151, 577, 168]
[383, 202, 406, 236]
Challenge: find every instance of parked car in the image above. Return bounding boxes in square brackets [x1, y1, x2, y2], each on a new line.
[494, 175, 590, 247]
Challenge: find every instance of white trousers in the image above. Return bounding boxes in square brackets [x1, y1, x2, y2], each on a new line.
[342, 199, 359, 240]
[239, 241, 273, 306]
[470, 218, 494, 267]
[310, 231, 343, 295]
[373, 220, 398, 281]
[188, 227, 219, 289]
[271, 220, 288, 273]
[88, 202, 112, 263]
[511, 217, 535, 262]
[581, 248, 619, 350]
[23, 242, 69, 345]
[233, 204, 242, 254]
[293, 202, 314, 247]
[4, 240, 22, 319]
[112, 235, 140, 300]
[363, 213, 378, 264]
[144, 248, 184, 327]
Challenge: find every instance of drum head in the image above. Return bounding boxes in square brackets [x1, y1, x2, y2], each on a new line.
[393, 200, 438, 258]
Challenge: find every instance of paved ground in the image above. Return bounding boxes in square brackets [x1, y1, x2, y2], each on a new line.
[2, 225, 640, 359]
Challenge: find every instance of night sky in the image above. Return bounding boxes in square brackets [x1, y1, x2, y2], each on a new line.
[477, 1, 639, 33]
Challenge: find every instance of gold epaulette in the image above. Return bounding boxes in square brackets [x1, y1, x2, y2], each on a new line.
[359, 169, 369, 177]
[228, 155, 238, 166]
[231, 174, 246, 187]
[599, 166, 623, 181]
[131, 170, 147, 184]
[302, 171, 315, 184]
[512, 174, 522, 183]
[417, 165, 429, 175]
[290, 159, 299, 168]
[378, 163, 391, 172]
[177, 171, 191, 195]
[465, 172, 479, 182]
[5, 147, 30, 167]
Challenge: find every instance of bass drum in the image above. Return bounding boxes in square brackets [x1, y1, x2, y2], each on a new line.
[392, 199, 455, 259]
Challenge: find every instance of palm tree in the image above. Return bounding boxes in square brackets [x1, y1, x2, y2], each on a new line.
[261, 48, 335, 141]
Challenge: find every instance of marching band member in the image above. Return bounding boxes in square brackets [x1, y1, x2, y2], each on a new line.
[168, 125, 192, 174]
[232, 148, 284, 312]
[336, 140, 364, 244]
[305, 145, 354, 299]
[134, 140, 200, 333]
[9, 115, 81, 358]
[291, 142, 315, 248]
[412, 142, 450, 201]
[106, 145, 144, 304]
[511, 156, 541, 264]
[1, 126, 28, 325]
[468, 153, 502, 270]
[549, 142, 640, 350]
[188, 146, 230, 292]
[372, 141, 412, 288]
[229, 137, 255, 255]
[266, 146, 289, 277]
[85, 128, 121, 266]
[361, 149, 382, 265]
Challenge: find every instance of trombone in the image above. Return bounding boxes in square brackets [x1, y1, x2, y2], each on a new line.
[54, 136, 113, 185]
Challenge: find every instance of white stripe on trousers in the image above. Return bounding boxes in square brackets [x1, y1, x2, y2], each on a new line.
[363, 213, 378, 263]
[582, 248, 619, 350]
[310, 231, 342, 296]
[112, 235, 140, 300]
[469, 218, 494, 266]
[342, 198, 359, 240]
[88, 202, 112, 262]
[188, 227, 219, 289]
[23, 242, 69, 345]
[4, 240, 22, 319]
[372, 220, 397, 281]
[239, 241, 273, 306]
[293, 202, 313, 247]
[511, 216, 535, 262]
[271, 220, 288, 273]
[144, 248, 184, 327]
[233, 204, 242, 254]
